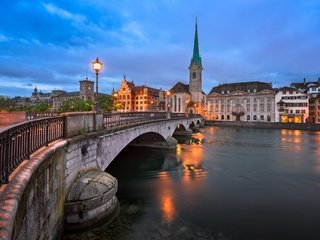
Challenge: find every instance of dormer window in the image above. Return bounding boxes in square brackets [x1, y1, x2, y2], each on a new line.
[253, 89, 256, 93]
[221, 90, 225, 94]
[227, 90, 230, 94]
[247, 89, 250, 93]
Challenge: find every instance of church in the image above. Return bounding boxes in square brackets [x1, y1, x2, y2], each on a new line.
[167, 19, 206, 115]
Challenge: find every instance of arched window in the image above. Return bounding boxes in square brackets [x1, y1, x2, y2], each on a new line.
[221, 115, 225, 120]
[267, 115, 271, 122]
[247, 115, 250, 120]
[260, 115, 264, 120]
[192, 72, 196, 79]
[253, 115, 257, 120]
[227, 115, 230, 120]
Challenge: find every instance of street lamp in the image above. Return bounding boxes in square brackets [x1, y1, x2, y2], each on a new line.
[166, 91, 171, 112]
[186, 99, 190, 116]
[113, 92, 118, 111]
[92, 57, 103, 112]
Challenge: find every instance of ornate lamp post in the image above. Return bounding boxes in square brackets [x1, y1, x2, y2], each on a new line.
[92, 57, 103, 112]
[186, 99, 190, 116]
[166, 91, 171, 112]
[113, 92, 118, 111]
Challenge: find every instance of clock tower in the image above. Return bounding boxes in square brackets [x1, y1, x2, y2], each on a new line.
[189, 18, 203, 104]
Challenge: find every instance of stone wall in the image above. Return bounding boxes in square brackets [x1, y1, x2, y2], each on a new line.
[0, 140, 67, 240]
[205, 120, 320, 131]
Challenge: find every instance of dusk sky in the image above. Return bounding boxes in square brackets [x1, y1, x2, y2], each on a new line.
[0, 0, 319, 97]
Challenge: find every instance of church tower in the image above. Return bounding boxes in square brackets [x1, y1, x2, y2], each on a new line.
[189, 18, 203, 104]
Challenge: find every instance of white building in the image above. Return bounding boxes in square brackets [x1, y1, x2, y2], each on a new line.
[207, 81, 275, 122]
[275, 87, 309, 123]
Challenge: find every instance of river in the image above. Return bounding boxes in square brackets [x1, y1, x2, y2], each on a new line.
[63, 126, 320, 240]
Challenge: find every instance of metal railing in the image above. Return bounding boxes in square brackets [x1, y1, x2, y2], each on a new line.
[102, 111, 199, 128]
[0, 117, 64, 184]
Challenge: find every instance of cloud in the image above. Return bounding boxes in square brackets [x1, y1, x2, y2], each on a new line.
[42, 3, 86, 23]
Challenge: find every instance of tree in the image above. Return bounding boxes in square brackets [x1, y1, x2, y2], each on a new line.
[98, 95, 114, 112]
[59, 99, 93, 112]
[0, 96, 14, 111]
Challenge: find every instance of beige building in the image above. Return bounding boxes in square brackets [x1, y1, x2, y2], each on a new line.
[275, 87, 309, 123]
[114, 76, 165, 112]
[207, 81, 276, 122]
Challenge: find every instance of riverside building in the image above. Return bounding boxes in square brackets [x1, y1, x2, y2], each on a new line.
[275, 87, 309, 123]
[206, 81, 276, 122]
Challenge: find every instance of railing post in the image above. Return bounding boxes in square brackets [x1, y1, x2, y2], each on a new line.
[45, 120, 49, 147]
[26, 125, 31, 159]
[3, 131, 10, 184]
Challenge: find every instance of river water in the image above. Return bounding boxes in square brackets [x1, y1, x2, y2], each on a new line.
[63, 126, 320, 240]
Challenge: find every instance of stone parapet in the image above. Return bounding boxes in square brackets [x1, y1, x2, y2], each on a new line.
[61, 112, 103, 138]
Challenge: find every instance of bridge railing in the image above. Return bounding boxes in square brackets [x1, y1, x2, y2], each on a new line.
[103, 111, 168, 128]
[0, 117, 64, 184]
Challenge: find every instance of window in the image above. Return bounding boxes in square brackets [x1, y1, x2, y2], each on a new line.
[221, 115, 225, 120]
[267, 115, 271, 121]
[227, 115, 230, 120]
[221, 90, 225, 94]
[296, 110, 300, 114]
[247, 115, 250, 120]
[301, 110, 306, 114]
[260, 115, 264, 120]
[193, 72, 196, 79]
[260, 104, 265, 112]
[267, 104, 271, 112]
[253, 104, 257, 112]
[253, 115, 257, 120]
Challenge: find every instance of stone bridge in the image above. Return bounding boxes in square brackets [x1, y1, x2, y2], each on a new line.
[0, 112, 203, 240]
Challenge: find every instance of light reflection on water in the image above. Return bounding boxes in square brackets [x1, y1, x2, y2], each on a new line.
[63, 126, 320, 240]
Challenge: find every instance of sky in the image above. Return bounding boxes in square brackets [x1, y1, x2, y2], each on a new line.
[0, 0, 320, 97]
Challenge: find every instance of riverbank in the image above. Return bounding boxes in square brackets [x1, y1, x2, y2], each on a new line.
[205, 120, 320, 131]
[0, 111, 26, 129]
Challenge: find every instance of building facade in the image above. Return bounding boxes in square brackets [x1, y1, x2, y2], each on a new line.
[52, 78, 95, 110]
[207, 81, 276, 122]
[275, 87, 309, 123]
[114, 76, 165, 112]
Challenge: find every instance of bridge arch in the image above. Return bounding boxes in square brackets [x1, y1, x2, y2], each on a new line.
[97, 120, 192, 171]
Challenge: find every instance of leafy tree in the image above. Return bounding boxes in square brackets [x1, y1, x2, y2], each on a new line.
[32, 102, 52, 113]
[0, 95, 14, 111]
[59, 99, 93, 112]
[98, 95, 114, 112]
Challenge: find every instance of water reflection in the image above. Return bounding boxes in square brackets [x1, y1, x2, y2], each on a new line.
[280, 129, 302, 152]
[157, 172, 176, 224]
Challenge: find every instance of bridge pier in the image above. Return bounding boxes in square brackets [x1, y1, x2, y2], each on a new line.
[64, 169, 119, 231]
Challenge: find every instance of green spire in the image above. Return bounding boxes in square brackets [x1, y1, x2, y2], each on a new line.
[190, 17, 202, 67]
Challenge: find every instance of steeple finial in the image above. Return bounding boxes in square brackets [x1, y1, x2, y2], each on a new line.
[190, 17, 202, 67]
